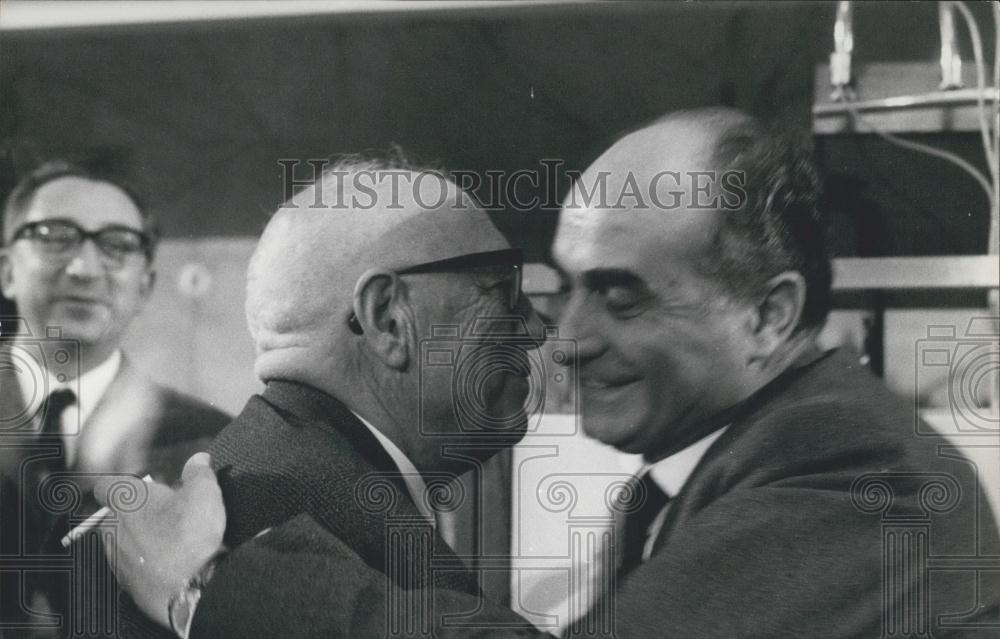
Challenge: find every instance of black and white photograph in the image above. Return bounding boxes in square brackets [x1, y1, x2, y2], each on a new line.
[1, 1, 998, 637]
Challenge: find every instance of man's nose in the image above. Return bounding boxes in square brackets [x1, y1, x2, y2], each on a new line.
[515, 295, 546, 351]
[63, 239, 105, 279]
[557, 294, 606, 364]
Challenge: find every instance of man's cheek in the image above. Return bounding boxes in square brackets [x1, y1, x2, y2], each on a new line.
[471, 293, 507, 319]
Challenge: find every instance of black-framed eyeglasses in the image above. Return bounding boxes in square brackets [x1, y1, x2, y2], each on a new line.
[348, 248, 523, 335]
[11, 218, 153, 267]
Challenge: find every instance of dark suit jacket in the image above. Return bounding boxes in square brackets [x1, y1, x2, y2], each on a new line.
[0, 352, 229, 638]
[192, 349, 1000, 638]
[185, 381, 479, 638]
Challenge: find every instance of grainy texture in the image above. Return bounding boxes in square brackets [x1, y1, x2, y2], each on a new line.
[193, 350, 1000, 638]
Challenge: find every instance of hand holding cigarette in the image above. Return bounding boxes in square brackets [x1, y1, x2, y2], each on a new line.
[61, 474, 154, 547]
[92, 453, 227, 631]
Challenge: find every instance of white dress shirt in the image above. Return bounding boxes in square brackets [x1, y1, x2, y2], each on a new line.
[351, 411, 435, 526]
[629, 426, 728, 562]
[15, 349, 122, 468]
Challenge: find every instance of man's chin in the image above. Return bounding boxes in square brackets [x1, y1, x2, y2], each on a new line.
[581, 410, 644, 453]
[435, 427, 525, 469]
[51, 324, 106, 346]
[45, 311, 110, 342]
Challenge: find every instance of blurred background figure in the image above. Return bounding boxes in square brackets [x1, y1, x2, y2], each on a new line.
[0, 161, 230, 638]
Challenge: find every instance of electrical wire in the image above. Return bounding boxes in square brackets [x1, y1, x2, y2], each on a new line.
[993, 2, 1000, 228]
[994, 2, 999, 160]
[953, 2, 997, 190]
[840, 88, 994, 203]
[838, 2, 999, 221]
[994, 1, 999, 260]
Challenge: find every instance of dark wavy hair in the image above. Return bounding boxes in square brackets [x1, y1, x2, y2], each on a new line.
[706, 114, 831, 330]
[637, 108, 831, 331]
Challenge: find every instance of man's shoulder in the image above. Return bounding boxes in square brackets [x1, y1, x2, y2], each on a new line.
[647, 350, 999, 637]
[210, 390, 368, 474]
[734, 349, 914, 451]
[208, 391, 399, 546]
[696, 348, 972, 492]
[681, 348, 995, 543]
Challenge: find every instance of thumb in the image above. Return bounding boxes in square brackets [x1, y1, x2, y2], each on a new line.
[181, 451, 215, 485]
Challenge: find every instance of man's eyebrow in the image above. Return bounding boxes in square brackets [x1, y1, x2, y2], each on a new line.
[582, 268, 648, 291]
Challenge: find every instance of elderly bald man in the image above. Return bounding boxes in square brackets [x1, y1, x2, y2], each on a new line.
[103, 111, 998, 638]
[103, 155, 542, 636]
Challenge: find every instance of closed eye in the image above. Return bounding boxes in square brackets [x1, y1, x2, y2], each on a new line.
[602, 285, 650, 315]
[584, 269, 653, 318]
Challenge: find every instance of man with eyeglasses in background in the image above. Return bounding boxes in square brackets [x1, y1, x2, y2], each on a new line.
[0, 161, 230, 638]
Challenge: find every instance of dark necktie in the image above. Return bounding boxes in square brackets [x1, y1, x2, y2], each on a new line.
[40, 388, 76, 474]
[620, 472, 670, 576]
[24, 389, 78, 627]
[33, 388, 77, 551]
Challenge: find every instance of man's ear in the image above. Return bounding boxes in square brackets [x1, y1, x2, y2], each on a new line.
[748, 271, 806, 364]
[352, 268, 412, 370]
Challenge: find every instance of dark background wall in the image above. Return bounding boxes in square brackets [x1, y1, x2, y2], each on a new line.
[1, 1, 995, 263]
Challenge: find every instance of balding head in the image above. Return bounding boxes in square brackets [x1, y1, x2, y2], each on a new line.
[553, 106, 828, 460]
[560, 106, 828, 330]
[559, 107, 747, 248]
[598, 107, 750, 178]
[246, 156, 509, 392]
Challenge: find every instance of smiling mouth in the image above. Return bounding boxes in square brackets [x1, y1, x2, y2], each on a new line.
[580, 378, 637, 391]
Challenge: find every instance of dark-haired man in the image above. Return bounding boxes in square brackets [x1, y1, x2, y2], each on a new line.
[101, 109, 998, 638]
[0, 162, 229, 636]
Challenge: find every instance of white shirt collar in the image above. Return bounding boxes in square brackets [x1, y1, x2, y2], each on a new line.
[350, 410, 434, 525]
[14, 349, 122, 431]
[55, 350, 122, 427]
[642, 426, 728, 498]
[14, 349, 122, 467]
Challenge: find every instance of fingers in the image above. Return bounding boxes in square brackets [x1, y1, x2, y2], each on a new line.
[181, 451, 214, 484]
[93, 475, 114, 507]
[93, 473, 147, 509]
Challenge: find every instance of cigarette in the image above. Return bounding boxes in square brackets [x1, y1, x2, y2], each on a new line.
[61, 474, 153, 547]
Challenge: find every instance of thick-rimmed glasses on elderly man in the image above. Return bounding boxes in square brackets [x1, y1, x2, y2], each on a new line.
[348, 248, 523, 334]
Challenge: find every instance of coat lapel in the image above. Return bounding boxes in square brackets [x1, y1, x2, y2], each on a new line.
[254, 381, 481, 595]
[75, 357, 162, 478]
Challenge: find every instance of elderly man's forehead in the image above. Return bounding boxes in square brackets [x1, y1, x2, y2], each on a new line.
[285, 168, 460, 211]
[259, 170, 509, 280]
